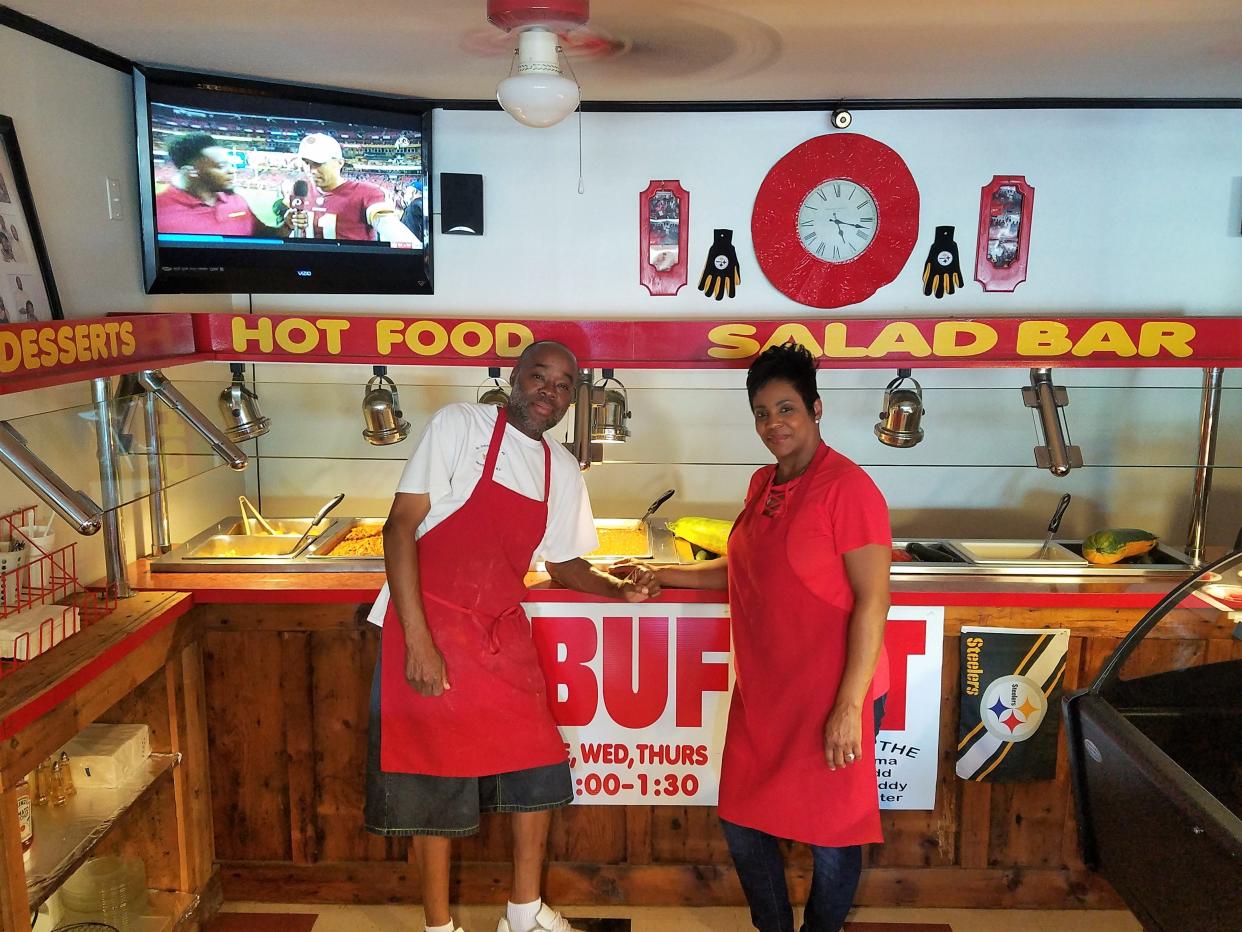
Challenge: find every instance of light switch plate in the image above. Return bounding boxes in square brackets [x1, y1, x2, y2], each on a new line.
[106, 177, 123, 220]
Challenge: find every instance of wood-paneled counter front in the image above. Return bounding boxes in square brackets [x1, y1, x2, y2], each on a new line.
[127, 561, 1236, 911]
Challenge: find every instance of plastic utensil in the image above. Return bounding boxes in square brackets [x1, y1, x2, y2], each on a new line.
[1038, 493, 1072, 558]
[238, 495, 276, 536]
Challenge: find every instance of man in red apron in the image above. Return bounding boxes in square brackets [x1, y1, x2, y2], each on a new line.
[365, 341, 650, 932]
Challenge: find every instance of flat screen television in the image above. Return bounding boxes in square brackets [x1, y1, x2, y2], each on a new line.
[134, 66, 432, 295]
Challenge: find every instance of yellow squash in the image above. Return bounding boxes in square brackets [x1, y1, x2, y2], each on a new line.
[1081, 528, 1159, 565]
[665, 517, 734, 557]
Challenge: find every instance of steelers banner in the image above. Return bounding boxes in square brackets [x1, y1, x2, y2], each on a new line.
[956, 627, 1070, 782]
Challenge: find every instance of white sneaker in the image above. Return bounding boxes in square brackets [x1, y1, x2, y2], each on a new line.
[496, 903, 582, 932]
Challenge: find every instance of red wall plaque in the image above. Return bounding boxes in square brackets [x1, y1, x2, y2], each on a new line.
[638, 181, 689, 296]
[975, 175, 1034, 293]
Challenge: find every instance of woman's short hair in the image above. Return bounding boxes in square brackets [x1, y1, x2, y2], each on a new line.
[746, 342, 820, 412]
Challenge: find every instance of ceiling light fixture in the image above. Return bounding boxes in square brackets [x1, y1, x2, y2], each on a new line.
[489, 1, 588, 128]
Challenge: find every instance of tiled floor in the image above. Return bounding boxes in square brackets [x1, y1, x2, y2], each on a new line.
[215, 901, 1143, 932]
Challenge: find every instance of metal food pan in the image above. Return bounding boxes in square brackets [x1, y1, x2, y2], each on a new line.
[306, 518, 387, 559]
[183, 534, 313, 559]
[944, 539, 1087, 566]
[220, 518, 331, 537]
[583, 519, 654, 562]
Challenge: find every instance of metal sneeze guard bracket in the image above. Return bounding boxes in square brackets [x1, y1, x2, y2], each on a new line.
[0, 421, 103, 534]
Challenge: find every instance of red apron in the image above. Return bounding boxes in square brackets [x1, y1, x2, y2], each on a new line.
[379, 409, 567, 777]
[719, 443, 883, 847]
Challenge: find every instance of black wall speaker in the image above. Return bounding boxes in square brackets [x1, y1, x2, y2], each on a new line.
[440, 173, 484, 235]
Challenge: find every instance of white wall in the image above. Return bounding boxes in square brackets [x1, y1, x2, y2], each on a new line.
[0, 27, 242, 585]
[1, 24, 1239, 568]
[257, 108, 1242, 317]
[0, 26, 239, 317]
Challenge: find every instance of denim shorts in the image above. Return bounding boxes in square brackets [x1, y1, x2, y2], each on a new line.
[364, 650, 573, 837]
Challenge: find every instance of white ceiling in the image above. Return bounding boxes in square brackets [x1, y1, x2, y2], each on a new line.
[10, 0, 1242, 102]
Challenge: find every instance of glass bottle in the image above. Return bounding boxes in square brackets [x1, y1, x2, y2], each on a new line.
[50, 757, 69, 806]
[33, 759, 51, 806]
[16, 776, 33, 853]
[58, 751, 77, 797]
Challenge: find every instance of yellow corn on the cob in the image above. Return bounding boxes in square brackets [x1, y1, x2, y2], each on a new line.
[665, 517, 734, 556]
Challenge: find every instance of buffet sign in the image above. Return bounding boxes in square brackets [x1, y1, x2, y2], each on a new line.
[199, 312, 1242, 369]
[523, 601, 945, 809]
[0, 314, 196, 393]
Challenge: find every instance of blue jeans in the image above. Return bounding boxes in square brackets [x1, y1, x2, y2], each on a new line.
[722, 694, 887, 932]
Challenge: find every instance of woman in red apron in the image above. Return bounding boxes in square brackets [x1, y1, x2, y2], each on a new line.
[637, 343, 892, 932]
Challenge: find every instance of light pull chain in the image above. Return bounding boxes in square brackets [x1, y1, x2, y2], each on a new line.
[560, 46, 585, 195]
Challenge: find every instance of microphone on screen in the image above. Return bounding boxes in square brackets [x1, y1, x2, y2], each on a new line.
[289, 179, 310, 238]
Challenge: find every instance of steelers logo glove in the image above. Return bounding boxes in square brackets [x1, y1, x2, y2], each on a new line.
[698, 229, 741, 300]
[921, 225, 963, 299]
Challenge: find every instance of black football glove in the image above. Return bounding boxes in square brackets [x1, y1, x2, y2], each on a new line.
[698, 229, 741, 300]
[922, 225, 963, 299]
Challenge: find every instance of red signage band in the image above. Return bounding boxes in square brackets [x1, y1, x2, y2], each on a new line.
[0, 315, 198, 394]
[198, 313, 1242, 369]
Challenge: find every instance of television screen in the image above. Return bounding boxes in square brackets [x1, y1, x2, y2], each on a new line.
[134, 67, 432, 295]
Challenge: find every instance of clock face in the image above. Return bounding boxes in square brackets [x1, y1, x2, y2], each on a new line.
[752, 134, 919, 309]
[796, 179, 877, 264]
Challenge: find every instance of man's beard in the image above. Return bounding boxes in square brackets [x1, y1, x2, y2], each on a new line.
[507, 392, 565, 436]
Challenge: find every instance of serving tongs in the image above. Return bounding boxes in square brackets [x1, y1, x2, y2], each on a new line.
[288, 493, 346, 554]
[239, 496, 277, 536]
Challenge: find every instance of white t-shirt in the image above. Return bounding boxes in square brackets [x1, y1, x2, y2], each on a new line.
[366, 403, 597, 625]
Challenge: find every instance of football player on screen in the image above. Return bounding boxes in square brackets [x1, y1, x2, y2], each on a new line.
[288, 133, 420, 247]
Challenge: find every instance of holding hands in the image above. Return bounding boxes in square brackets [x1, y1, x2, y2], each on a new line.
[610, 560, 662, 601]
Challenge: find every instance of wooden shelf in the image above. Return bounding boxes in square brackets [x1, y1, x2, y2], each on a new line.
[147, 889, 200, 931]
[24, 752, 179, 910]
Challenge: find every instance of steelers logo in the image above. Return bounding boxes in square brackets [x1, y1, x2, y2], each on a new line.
[980, 674, 1047, 742]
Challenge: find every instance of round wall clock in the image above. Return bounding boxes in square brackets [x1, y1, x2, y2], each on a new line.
[752, 133, 920, 309]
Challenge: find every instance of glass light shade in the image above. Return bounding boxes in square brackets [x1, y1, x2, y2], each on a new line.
[497, 73, 580, 127]
[497, 26, 580, 128]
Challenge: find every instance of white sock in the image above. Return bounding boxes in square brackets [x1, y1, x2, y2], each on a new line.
[426, 920, 456, 932]
[507, 897, 542, 931]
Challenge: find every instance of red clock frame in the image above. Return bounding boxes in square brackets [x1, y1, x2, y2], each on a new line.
[752, 134, 920, 309]
[975, 175, 1034, 292]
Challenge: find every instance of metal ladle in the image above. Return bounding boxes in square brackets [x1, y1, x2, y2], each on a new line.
[289, 493, 346, 554]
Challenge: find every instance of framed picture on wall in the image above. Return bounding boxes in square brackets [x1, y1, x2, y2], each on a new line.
[0, 114, 63, 321]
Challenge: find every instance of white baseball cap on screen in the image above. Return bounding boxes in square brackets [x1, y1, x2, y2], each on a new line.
[298, 133, 343, 163]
